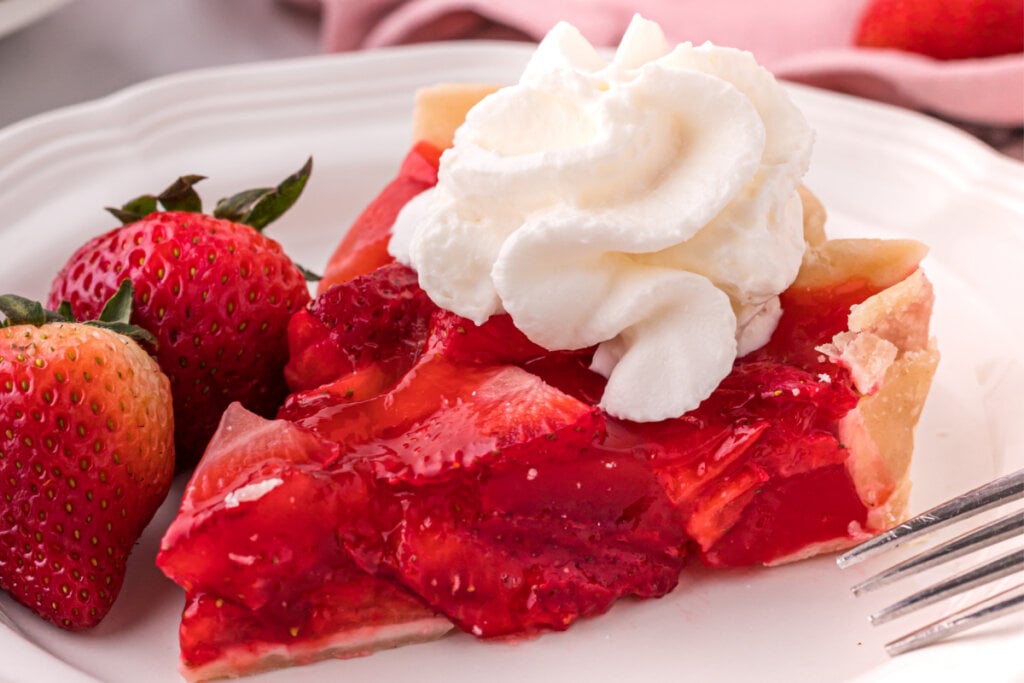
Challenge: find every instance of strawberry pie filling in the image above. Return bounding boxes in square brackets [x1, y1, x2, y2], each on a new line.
[158, 142, 911, 679]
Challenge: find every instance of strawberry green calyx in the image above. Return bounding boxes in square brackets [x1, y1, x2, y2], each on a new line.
[106, 158, 313, 232]
[87, 279, 158, 345]
[157, 174, 206, 213]
[106, 195, 159, 225]
[0, 294, 66, 326]
[0, 281, 156, 346]
[296, 263, 322, 282]
[215, 157, 313, 230]
[106, 174, 205, 225]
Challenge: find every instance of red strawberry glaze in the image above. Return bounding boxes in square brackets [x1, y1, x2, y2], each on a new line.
[158, 405, 450, 676]
[272, 272, 892, 631]
[281, 355, 605, 485]
[700, 464, 869, 567]
[359, 173, 887, 573]
[753, 277, 890, 368]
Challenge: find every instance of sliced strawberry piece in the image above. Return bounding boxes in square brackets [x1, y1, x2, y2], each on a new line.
[521, 352, 607, 406]
[616, 286, 870, 561]
[159, 405, 449, 680]
[391, 501, 682, 637]
[284, 262, 436, 393]
[682, 365, 867, 565]
[161, 463, 349, 612]
[283, 354, 603, 485]
[319, 142, 441, 291]
[624, 416, 770, 551]
[386, 439, 685, 637]
[159, 405, 400, 611]
[700, 463, 869, 567]
[280, 365, 403, 419]
[607, 330, 863, 555]
[716, 362, 859, 477]
[280, 348, 684, 637]
[159, 405, 349, 610]
[426, 310, 606, 404]
[181, 402, 340, 506]
[425, 311, 548, 364]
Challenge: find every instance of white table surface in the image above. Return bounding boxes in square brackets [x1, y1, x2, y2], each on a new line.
[0, 0, 321, 130]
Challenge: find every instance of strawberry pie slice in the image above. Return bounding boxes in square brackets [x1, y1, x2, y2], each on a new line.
[158, 28, 939, 683]
[157, 148, 937, 681]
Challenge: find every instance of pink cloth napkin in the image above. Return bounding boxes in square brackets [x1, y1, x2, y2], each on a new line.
[290, 0, 1024, 130]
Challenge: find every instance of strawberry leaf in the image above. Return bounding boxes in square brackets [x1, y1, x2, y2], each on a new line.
[106, 195, 159, 225]
[296, 263, 322, 282]
[237, 157, 312, 231]
[0, 294, 68, 326]
[84, 280, 157, 346]
[213, 187, 273, 223]
[97, 279, 134, 325]
[1, 284, 155, 346]
[56, 301, 75, 320]
[157, 175, 206, 213]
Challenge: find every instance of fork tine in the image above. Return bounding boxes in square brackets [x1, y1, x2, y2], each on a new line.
[837, 468, 1024, 569]
[852, 509, 1024, 594]
[884, 582, 1024, 656]
[869, 547, 1024, 625]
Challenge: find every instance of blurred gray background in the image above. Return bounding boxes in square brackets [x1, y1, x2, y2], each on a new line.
[0, 0, 320, 128]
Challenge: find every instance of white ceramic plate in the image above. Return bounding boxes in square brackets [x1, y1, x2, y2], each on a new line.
[0, 0, 72, 39]
[0, 43, 1021, 683]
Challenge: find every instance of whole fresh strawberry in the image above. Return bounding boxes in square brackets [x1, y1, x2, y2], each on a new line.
[48, 162, 313, 468]
[0, 284, 174, 629]
[855, 0, 1024, 60]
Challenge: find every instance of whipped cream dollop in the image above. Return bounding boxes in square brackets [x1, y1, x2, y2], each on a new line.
[390, 15, 813, 422]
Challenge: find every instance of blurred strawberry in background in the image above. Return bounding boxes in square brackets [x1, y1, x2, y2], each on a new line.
[855, 0, 1024, 60]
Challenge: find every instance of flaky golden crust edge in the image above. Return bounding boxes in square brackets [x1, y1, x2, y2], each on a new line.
[769, 205, 939, 566]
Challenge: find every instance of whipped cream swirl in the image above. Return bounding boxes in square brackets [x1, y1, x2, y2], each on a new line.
[390, 15, 813, 422]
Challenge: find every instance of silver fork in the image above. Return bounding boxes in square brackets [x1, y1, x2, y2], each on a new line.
[837, 468, 1024, 656]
